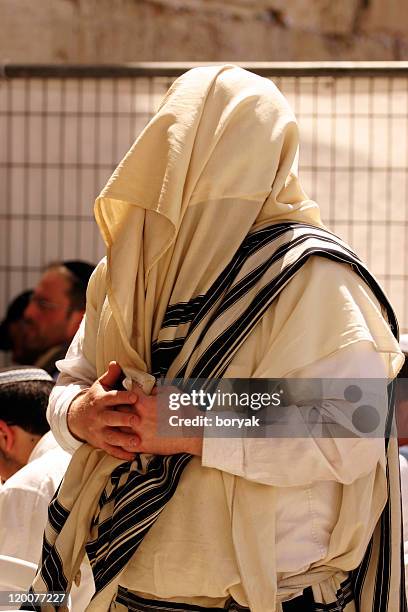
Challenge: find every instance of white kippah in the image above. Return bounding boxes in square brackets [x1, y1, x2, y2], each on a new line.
[0, 367, 53, 385]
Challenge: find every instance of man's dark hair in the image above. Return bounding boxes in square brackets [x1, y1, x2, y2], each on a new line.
[0, 290, 32, 350]
[0, 379, 54, 436]
[46, 260, 94, 312]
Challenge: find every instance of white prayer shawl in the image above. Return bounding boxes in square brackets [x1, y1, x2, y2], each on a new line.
[29, 65, 405, 612]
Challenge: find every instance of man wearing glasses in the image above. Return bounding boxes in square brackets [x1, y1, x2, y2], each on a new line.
[24, 261, 94, 378]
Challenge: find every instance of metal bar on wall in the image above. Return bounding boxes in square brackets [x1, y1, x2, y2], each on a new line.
[2, 62, 408, 79]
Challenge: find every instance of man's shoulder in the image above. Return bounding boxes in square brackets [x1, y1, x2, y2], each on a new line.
[87, 257, 107, 308]
[91, 257, 107, 285]
[35, 344, 71, 377]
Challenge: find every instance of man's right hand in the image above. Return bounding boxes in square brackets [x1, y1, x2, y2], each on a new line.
[67, 361, 139, 461]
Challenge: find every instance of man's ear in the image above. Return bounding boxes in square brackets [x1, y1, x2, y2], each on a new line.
[0, 420, 15, 453]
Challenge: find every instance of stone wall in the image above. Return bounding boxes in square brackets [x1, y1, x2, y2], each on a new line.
[0, 0, 407, 63]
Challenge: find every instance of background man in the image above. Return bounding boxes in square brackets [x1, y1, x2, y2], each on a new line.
[0, 367, 65, 545]
[0, 366, 94, 608]
[0, 290, 38, 365]
[24, 260, 94, 377]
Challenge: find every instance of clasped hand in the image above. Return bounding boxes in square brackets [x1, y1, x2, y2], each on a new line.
[67, 361, 202, 460]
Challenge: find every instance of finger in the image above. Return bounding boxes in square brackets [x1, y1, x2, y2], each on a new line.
[119, 434, 142, 453]
[135, 386, 159, 402]
[104, 389, 138, 406]
[104, 427, 138, 449]
[101, 442, 136, 461]
[102, 410, 138, 428]
[99, 361, 123, 389]
[134, 395, 157, 414]
[155, 384, 179, 396]
[116, 405, 136, 415]
[118, 426, 135, 434]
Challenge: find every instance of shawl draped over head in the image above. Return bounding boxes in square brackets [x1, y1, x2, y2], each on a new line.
[89, 64, 325, 382]
[29, 65, 405, 612]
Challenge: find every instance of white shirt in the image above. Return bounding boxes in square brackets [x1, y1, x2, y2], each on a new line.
[0, 431, 95, 610]
[48, 334, 387, 576]
[0, 432, 70, 562]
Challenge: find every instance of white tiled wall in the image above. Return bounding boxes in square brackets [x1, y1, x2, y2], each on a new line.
[0, 73, 407, 361]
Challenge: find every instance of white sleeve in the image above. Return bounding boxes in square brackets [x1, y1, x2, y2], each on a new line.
[202, 341, 388, 486]
[47, 317, 97, 454]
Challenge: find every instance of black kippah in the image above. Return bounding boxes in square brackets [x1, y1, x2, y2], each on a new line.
[62, 260, 94, 287]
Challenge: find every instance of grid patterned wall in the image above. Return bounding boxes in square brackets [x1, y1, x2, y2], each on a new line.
[1, 67, 407, 342]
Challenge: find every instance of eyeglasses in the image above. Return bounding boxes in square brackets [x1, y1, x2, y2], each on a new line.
[28, 295, 68, 312]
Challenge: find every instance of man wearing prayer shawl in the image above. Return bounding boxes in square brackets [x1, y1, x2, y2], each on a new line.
[30, 66, 406, 611]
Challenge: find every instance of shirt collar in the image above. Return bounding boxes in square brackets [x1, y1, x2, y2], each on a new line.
[28, 431, 58, 463]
